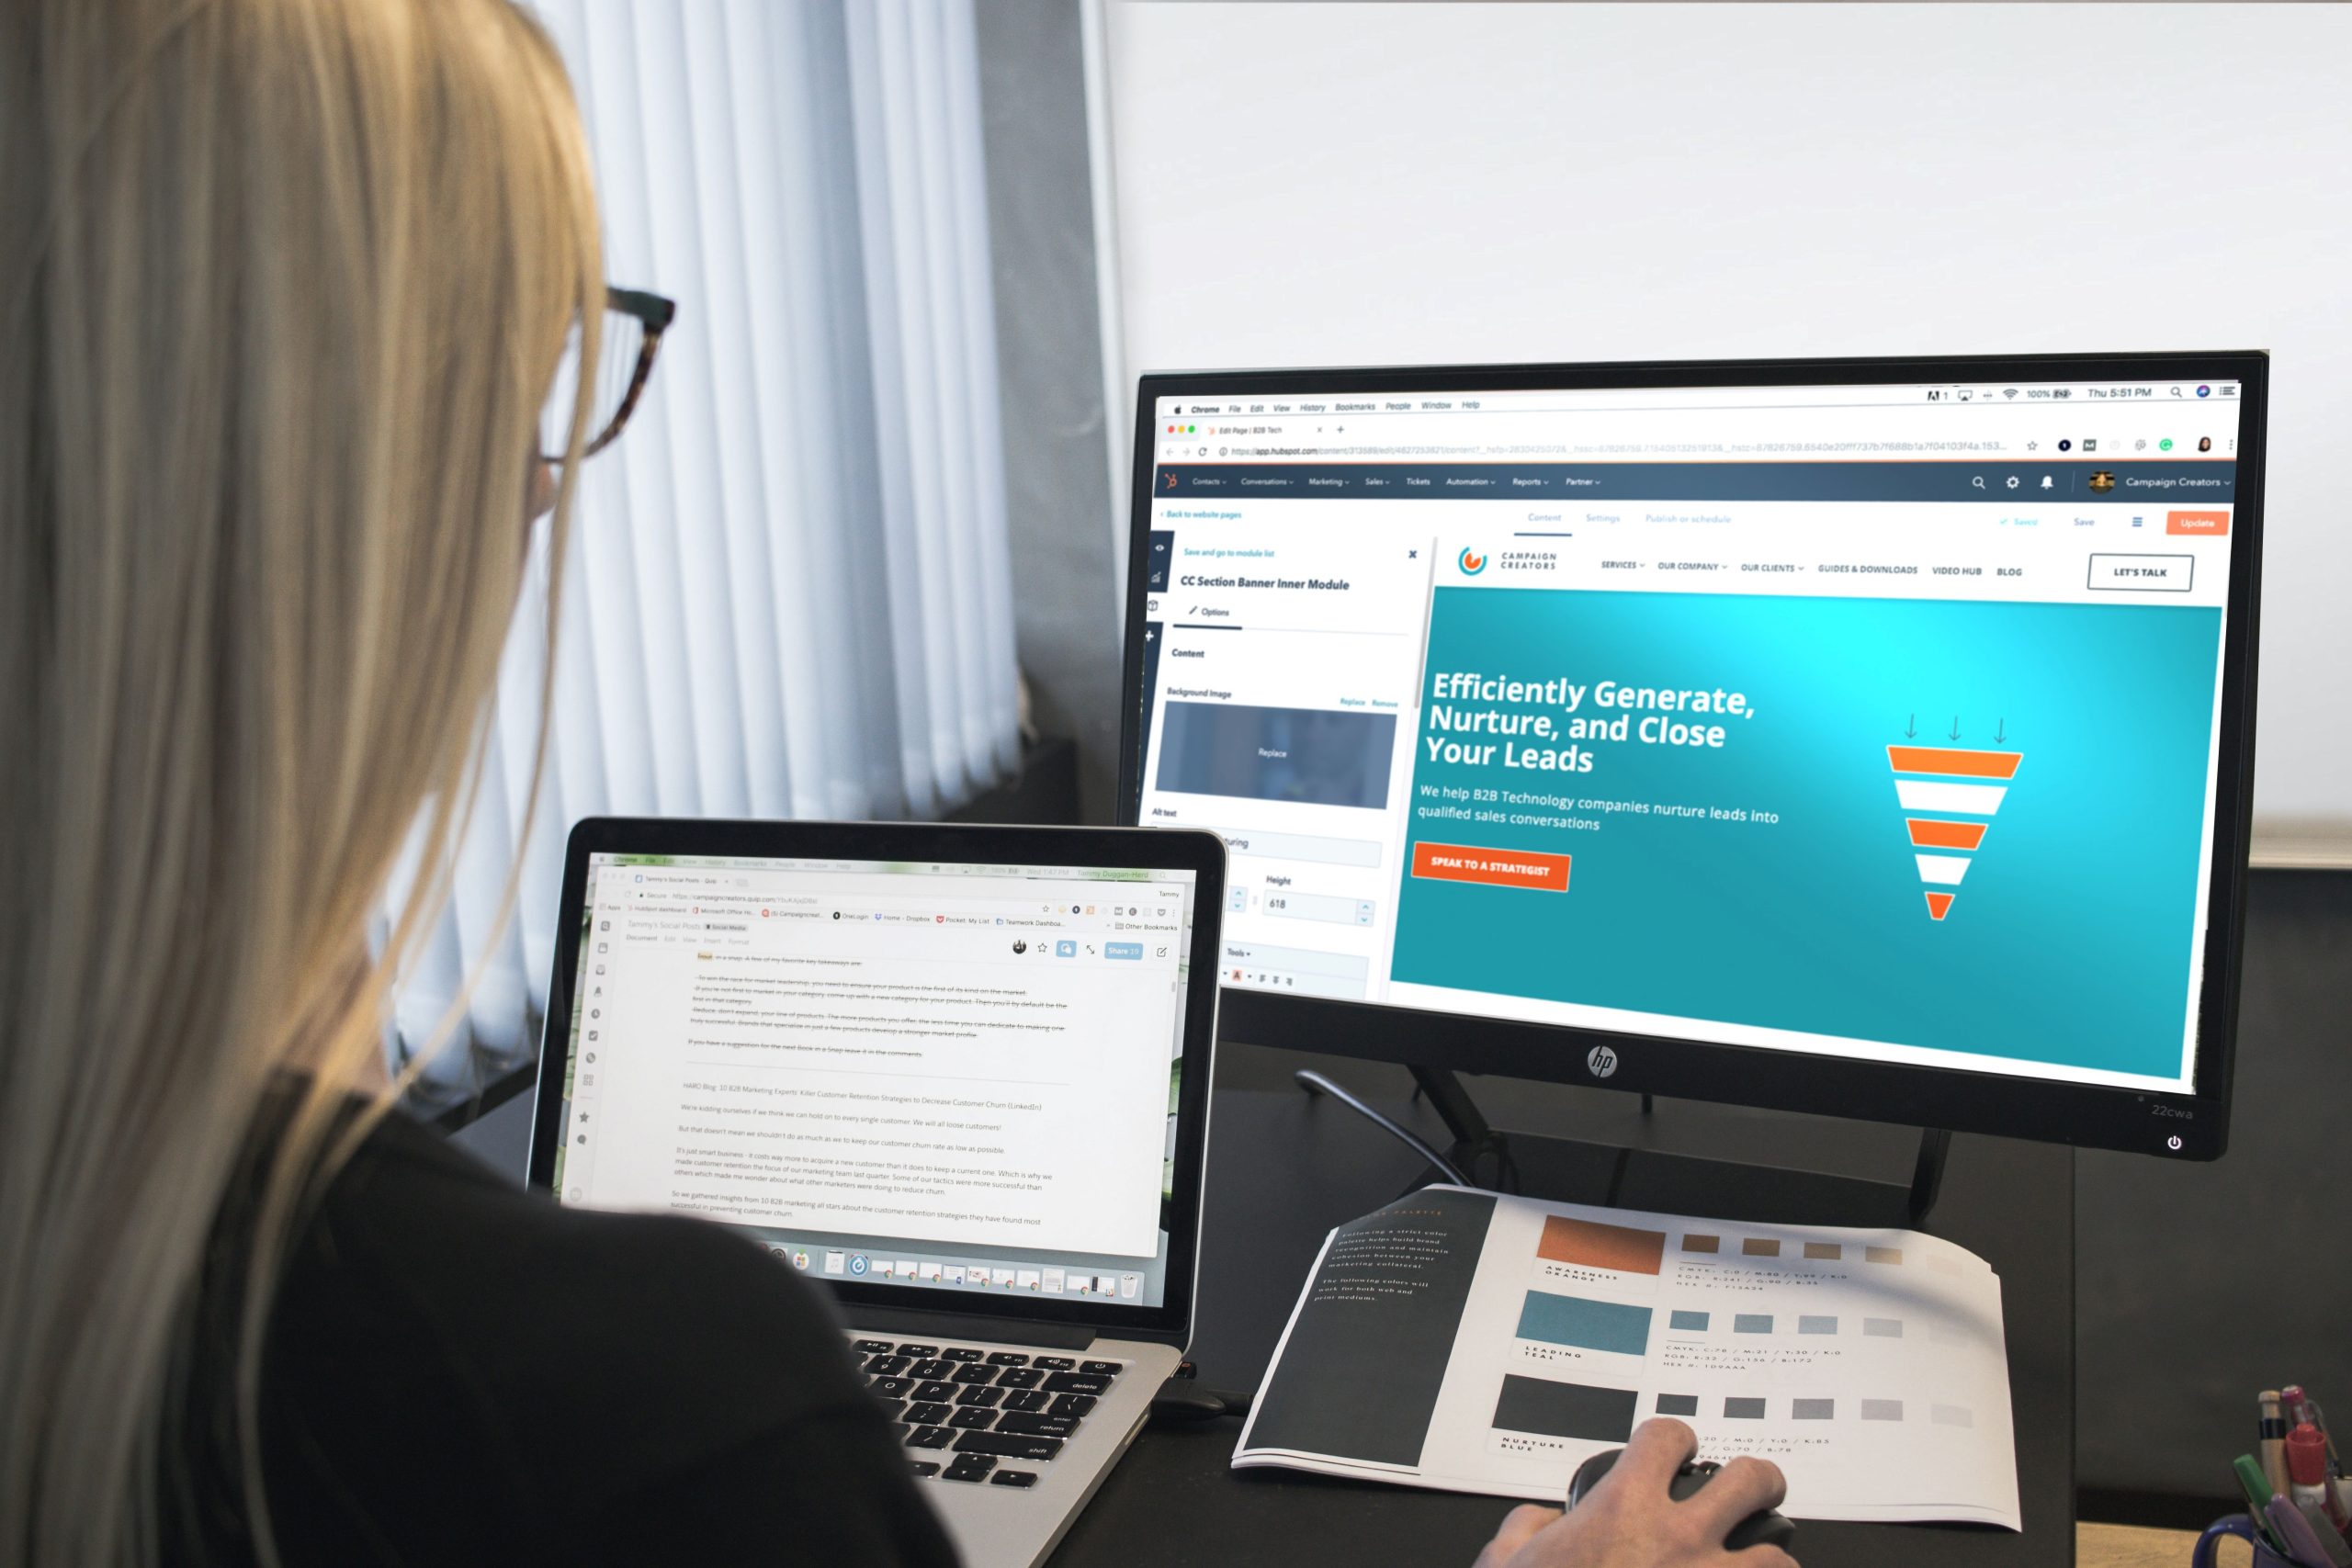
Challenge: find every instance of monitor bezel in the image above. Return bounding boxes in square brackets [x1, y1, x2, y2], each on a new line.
[526, 818, 1227, 1344]
[1116, 351, 2266, 1161]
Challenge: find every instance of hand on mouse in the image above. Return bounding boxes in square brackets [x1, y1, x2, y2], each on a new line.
[1471, 1418, 1798, 1568]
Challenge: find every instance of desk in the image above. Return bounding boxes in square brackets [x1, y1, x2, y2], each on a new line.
[1053, 1087, 2075, 1567]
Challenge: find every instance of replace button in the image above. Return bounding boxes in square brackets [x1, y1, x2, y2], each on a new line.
[2086, 553, 2193, 592]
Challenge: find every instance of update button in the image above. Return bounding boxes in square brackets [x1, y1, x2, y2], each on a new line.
[2165, 509, 2230, 536]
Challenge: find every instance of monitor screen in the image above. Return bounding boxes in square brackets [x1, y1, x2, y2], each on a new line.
[545, 851, 1202, 1310]
[1126, 368, 2251, 1110]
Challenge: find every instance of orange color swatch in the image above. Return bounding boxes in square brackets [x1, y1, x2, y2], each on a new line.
[1539, 1214, 1667, 1275]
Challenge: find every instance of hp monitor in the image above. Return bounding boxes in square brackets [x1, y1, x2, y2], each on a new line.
[1118, 354, 2265, 1160]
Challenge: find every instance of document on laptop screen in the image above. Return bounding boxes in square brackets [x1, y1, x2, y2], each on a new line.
[549, 855, 1195, 1293]
[1237, 1187, 2020, 1529]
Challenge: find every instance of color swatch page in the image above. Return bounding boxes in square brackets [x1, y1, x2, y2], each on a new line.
[1235, 1186, 2018, 1529]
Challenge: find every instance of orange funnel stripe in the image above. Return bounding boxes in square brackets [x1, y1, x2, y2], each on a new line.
[1925, 891, 1955, 920]
[1907, 818, 1987, 851]
[1886, 746, 2022, 780]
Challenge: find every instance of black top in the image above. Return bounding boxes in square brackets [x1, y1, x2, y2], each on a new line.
[168, 1102, 958, 1568]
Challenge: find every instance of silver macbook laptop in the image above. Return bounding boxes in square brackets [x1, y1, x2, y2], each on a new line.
[528, 818, 1226, 1568]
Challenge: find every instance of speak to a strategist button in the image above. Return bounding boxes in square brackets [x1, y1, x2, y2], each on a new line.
[1411, 841, 1571, 892]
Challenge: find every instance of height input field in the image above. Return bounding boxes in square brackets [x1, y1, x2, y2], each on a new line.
[1264, 890, 1377, 927]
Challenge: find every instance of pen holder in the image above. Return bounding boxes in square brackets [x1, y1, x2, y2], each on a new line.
[2195, 1515, 2309, 1568]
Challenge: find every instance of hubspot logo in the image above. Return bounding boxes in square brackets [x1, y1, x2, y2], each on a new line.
[1458, 547, 1487, 575]
[1586, 1045, 1618, 1078]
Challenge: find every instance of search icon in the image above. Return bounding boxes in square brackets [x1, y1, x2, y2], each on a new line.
[1971, 475, 1986, 490]
[2170, 386, 2183, 397]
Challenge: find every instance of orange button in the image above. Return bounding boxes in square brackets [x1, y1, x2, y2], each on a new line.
[2166, 510, 2230, 536]
[1411, 840, 1571, 892]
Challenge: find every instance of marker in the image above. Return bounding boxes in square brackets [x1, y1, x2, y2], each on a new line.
[2266, 1392, 2295, 1498]
[2238, 1454, 2292, 1554]
[2293, 1500, 2352, 1568]
[2290, 1420, 2352, 1536]
[2267, 1495, 2347, 1568]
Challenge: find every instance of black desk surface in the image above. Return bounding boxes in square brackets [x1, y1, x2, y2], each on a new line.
[1052, 1087, 2075, 1568]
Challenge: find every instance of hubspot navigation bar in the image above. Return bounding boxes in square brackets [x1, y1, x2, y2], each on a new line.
[1155, 460, 2237, 505]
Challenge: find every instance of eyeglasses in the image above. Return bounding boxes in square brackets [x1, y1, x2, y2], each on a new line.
[539, 285, 676, 463]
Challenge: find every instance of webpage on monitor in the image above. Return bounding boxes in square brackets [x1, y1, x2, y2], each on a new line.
[1134, 378, 2242, 1094]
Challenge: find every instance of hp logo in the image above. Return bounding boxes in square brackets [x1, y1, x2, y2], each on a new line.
[1586, 1045, 1619, 1079]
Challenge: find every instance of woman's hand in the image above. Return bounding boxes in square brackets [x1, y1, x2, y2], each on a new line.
[1472, 1419, 1797, 1568]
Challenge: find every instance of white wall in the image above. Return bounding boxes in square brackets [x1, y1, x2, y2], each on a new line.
[1100, 2, 2352, 850]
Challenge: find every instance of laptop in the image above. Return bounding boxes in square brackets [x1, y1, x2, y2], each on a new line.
[527, 818, 1226, 1567]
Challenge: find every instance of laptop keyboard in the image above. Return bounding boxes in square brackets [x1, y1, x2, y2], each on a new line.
[851, 1338, 1125, 1489]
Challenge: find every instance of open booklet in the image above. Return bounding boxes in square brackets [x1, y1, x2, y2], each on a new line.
[1234, 1186, 2020, 1529]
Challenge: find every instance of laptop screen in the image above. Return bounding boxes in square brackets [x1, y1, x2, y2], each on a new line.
[546, 850, 1202, 1311]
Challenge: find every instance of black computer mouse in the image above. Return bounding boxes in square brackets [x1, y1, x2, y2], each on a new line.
[1567, 1448, 1799, 1554]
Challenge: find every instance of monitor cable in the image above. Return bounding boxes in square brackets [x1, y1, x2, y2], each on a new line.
[1292, 1068, 1476, 1188]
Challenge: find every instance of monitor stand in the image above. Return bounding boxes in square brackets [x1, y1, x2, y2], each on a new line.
[1304, 1066, 1952, 1231]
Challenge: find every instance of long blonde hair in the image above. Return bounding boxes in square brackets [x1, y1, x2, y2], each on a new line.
[0, 1, 604, 1562]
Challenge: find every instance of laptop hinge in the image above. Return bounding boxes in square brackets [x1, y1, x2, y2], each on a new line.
[847, 1303, 1098, 1350]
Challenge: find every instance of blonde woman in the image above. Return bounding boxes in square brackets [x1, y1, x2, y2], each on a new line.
[0, 2, 956, 1562]
[0, 4, 1788, 1565]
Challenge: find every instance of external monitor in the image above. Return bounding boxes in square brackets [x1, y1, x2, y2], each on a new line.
[1118, 354, 2265, 1159]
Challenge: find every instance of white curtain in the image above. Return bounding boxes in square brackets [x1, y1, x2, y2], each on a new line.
[391, 0, 1021, 1101]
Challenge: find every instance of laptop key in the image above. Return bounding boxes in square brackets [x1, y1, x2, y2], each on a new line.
[952, 1431, 1064, 1462]
[912, 1380, 956, 1403]
[941, 1348, 985, 1363]
[956, 1384, 1004, 1407]
[910, 1427, 955, 1450]
[996, 1413, 1080, 1439]
[908, 1403, 952, 1426]
[1002, 1389, 1052, 1414]
[866, 1355, 912, 1378]
[910, 1461, 942, 1478]
[985, 1351, 1031, 1367]
[943, 1455, 996, 1483]
[947, 1407, 998, 1430]
[854, 1339, 896, 1355]
[872, 1398, 907, 1422]
[1080, 1360, 1123, 1377]
[996, 1367, 1045, 1389]
[1033, 1356, 1077, 1371]
[1042, 1372, 1111, 1396]
[896, 1344, 940, 1357]
[951, 1363, 998, 1385]
[1048, 1393, 1097, 1420]
[871, 1377, 915, 1399]
[910, 1359, 954, 1381]
[989, 1471, 1039, 1489]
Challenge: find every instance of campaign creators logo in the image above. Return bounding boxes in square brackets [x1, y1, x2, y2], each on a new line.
[1457, 547, 1487, 575]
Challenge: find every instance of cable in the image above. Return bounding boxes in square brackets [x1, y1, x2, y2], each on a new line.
[1293, 1068, 1476, 1188]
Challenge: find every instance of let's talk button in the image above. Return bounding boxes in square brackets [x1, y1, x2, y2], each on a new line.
[2086, 553, 2193, 592]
